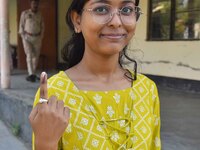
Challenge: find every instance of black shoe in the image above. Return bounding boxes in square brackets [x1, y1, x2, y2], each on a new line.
[35, 75, 40, 81]
[26, 75, 36, 82]
[32, 75, 40, 81]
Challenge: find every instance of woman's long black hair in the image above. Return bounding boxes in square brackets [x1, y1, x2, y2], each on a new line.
[62, 0, 140, 80]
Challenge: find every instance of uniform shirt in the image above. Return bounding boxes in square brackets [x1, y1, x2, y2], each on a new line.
[19, 9, 44, 38]
[33, 71, 161, 150]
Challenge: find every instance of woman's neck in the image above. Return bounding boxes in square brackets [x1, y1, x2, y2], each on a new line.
[78, 52, 122, 78]
[65, 52, 131, 91]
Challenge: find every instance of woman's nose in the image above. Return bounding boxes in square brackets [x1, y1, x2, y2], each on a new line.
[108, 12, 122, 28]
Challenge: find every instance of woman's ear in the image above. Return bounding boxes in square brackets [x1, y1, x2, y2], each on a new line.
[71, 11, 81, 33]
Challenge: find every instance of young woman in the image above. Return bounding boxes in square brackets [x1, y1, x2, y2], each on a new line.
[29, 0, 161, 149]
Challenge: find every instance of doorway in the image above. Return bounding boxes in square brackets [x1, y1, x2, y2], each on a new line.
[17, 0, 57, 70]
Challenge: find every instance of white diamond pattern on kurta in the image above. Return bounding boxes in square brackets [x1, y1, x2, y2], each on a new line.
[110, 131, 120, 142]
[155, 136, 161, 147]
[65, 123, 72, 133]
[92, 139, 99, 147]
[77, 132, 83, 140]
[93, 94, 102, 104]
[106, 106, 115, 118]
[118, 120, 126, 127]
[80, 117, 89, 126]
[113, 93, 121, 103]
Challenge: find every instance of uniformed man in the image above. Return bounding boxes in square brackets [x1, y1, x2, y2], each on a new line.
[19, 0, 44, 82]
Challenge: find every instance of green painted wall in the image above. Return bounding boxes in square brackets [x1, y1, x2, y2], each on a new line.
[57, 0, 71, 62]
[9, 0, 17, 45]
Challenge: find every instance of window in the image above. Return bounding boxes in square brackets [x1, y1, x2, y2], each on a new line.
[148, 0, 200, 40]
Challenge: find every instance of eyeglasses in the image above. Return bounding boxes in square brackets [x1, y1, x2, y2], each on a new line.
[83, 5, 142, 25]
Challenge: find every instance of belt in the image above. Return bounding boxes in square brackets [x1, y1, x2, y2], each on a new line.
[25, 31, 41, 36]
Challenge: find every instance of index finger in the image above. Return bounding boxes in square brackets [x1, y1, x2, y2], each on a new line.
[40, 72, 48, 99]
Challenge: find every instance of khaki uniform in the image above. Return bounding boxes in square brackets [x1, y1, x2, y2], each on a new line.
[19, 9, 44, 75]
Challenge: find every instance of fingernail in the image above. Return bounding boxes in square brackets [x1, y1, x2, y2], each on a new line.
[41, 72, 46, 78]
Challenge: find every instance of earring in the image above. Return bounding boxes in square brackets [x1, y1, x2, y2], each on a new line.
[74, 28, 78, 33]
[74, 27, 81, 33]
[77, 29, 81, 33]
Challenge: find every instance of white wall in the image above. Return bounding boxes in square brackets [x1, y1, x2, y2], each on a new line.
[129, 0, 200, 81]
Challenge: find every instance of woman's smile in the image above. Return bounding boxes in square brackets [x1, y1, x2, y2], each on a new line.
[100, 33, 127, 41]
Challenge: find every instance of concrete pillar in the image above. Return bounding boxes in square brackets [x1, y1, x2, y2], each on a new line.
[0, 0, 11, 89]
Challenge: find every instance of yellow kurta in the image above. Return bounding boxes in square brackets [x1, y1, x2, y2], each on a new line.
[33, 71, 161, 150]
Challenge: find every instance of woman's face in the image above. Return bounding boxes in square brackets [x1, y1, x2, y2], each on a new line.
[73, 0, 137, 57]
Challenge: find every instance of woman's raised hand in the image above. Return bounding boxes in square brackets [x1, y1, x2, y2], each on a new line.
[29, 72, 70, 150]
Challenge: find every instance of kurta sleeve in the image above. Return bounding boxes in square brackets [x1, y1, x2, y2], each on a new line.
[150, 82, 161, 150]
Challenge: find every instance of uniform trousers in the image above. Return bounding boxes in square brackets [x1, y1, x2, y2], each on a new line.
[22, 34, 42, 75]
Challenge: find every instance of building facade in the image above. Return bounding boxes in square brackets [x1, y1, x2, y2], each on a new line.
[8, 0, 200, 84]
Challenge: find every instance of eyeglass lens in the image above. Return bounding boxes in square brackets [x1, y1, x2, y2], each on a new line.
[90, 5, 141, 25]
